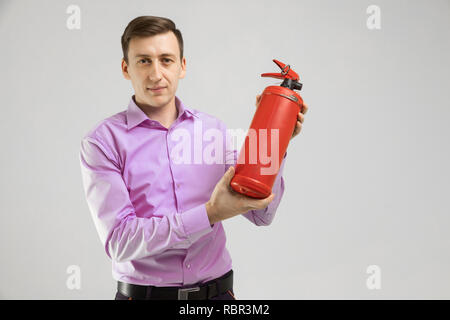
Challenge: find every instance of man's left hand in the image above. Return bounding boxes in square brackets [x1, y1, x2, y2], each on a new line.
[255, 94, 308, 140]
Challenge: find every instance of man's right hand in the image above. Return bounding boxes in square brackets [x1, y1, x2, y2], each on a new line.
[206, 166, 275, 225]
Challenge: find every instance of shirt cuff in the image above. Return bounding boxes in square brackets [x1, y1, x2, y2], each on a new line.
[179, 204, 213, 244]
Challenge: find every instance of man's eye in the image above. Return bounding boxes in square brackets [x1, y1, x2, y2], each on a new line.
[139, 58, 172, 64]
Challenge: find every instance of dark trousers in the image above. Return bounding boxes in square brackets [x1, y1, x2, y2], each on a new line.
[114, 288, 236, 300]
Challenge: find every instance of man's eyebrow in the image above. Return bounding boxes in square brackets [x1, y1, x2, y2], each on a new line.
[134, 53, 176, 58]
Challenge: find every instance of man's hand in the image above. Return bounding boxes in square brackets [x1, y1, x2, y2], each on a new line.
[206, 166, 275, 225]
[255, 94, 308, 140]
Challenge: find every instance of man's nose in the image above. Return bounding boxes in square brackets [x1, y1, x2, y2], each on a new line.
[148, 61, 162, 82]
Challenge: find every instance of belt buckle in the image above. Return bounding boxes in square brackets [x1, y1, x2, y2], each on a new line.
[177, 286, 200, 300]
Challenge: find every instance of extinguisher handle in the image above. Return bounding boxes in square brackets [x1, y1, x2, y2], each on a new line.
[261, 59, 300, 81]
[260, 72, 286, 80]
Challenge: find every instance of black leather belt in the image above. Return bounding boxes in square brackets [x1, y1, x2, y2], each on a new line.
[117, 269, 233, 300]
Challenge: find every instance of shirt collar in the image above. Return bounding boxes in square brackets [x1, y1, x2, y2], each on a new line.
[126, 95, 197, 130]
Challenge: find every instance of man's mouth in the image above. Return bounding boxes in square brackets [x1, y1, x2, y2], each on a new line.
[148, 86, 167, 92]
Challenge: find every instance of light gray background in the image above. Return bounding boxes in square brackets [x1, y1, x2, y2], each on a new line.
[0, 0, 449, 299]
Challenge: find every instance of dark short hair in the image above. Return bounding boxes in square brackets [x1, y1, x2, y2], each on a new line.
[121, 16, 184, 64]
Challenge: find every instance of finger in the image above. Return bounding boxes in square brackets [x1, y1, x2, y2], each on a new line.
[248, 193, 275, 209]
[301, 102, 308, 114]
[297, 112, 304, 123]
[291, 122, 302, 138]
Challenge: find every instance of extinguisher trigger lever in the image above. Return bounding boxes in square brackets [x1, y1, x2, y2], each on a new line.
[260, 59, 302, 91]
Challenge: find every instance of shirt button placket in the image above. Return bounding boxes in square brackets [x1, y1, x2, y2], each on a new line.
[167, 129, 182, 212]
[182, 260, 192, 285]
[166, 130, 178, 211]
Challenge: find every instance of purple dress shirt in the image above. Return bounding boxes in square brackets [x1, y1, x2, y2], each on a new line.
[79, 95, 286, 286]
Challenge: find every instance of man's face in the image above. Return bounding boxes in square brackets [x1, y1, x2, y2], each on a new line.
[121, 31, 186, 109]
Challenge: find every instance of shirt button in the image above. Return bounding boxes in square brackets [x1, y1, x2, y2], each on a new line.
[186, 264, 191, 269]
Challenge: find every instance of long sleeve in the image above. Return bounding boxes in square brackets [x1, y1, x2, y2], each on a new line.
[79, 137, 213, 263]
[224, 128, 286, 226]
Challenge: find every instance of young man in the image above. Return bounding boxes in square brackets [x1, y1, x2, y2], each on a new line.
[79, 16, 307, 300]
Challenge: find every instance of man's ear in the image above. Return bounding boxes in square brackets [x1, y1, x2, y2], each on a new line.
[121, 58, 131, 80]
[179, 57, 186, 79]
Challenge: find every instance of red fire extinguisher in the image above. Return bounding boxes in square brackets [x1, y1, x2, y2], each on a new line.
[230, 59, 304, 199]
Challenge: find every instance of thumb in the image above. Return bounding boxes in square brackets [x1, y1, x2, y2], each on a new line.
[255, 94, 262, 107]
[222, 166, 235, 184]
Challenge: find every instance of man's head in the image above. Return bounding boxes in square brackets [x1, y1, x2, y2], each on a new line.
[121, 16, 186, 110]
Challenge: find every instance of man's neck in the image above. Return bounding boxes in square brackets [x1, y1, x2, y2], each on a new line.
[134, 95, 178, 129]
